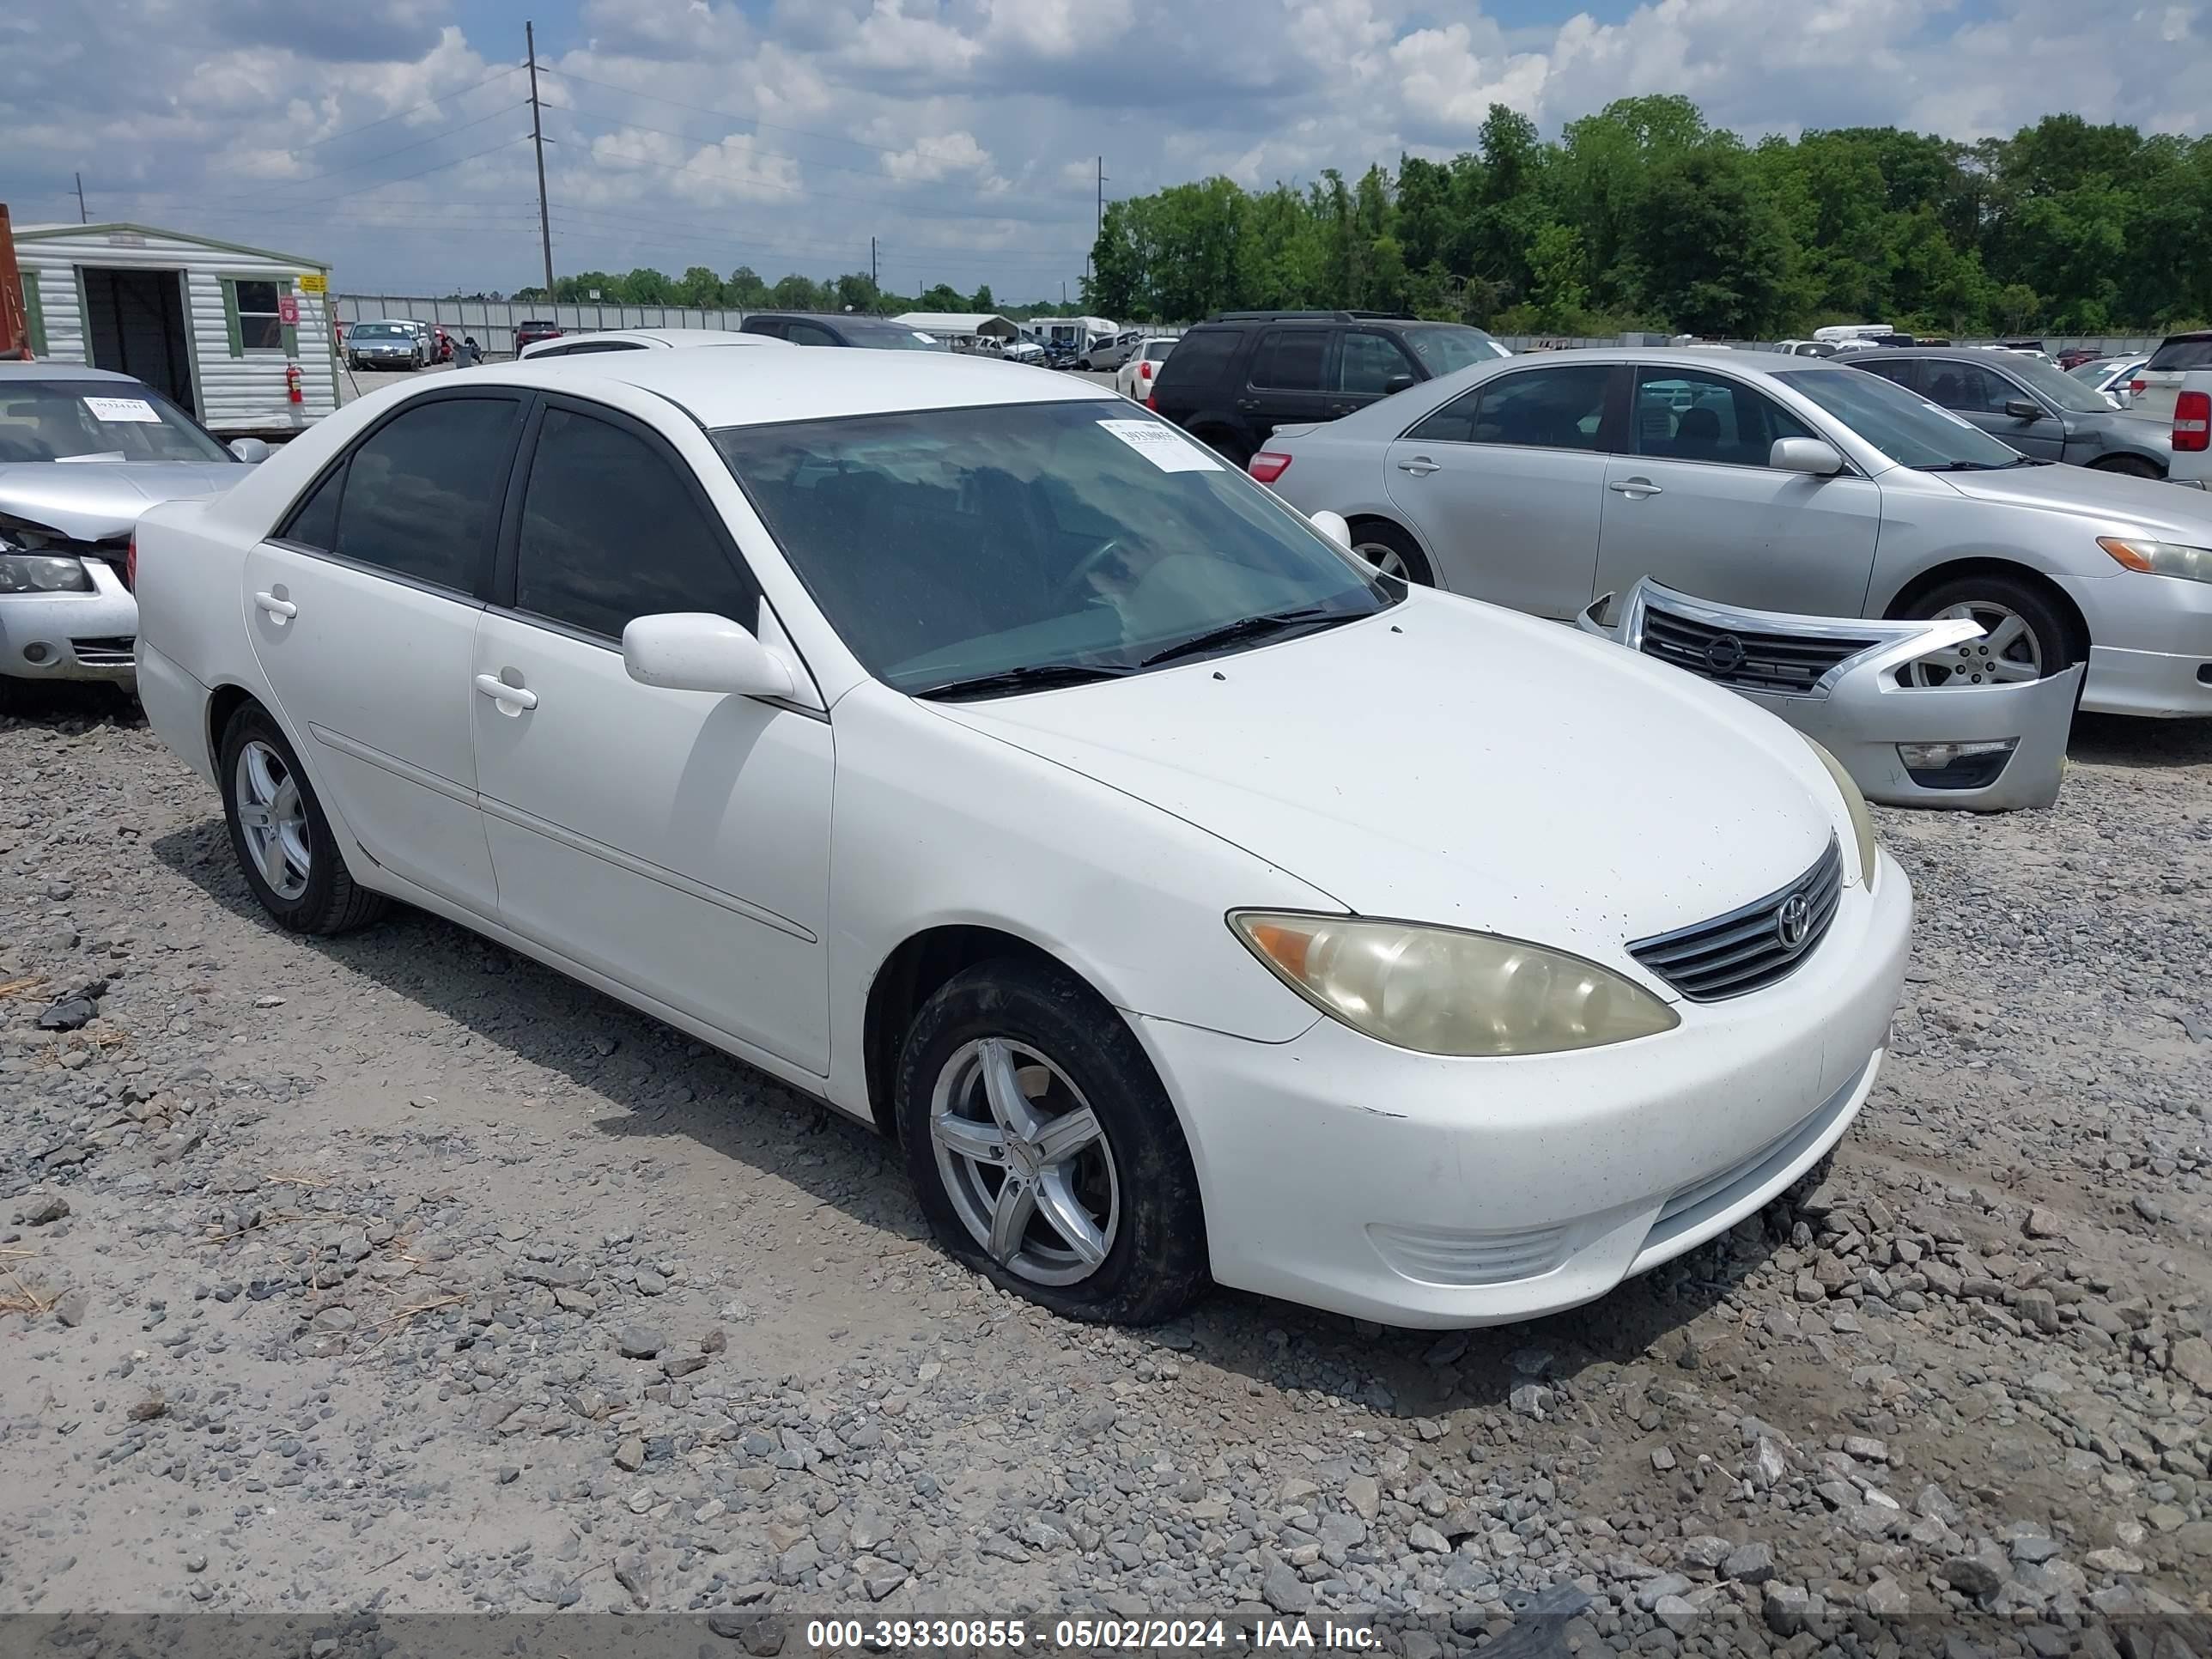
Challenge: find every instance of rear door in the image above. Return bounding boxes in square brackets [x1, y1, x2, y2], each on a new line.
[243, 390, 524, 913]
[1328, 329, 1419, 421]
[1237, 327, 1334, 448]
[471, 395, 834, 1072]
[1919, 358, 2063, 460]
[1594, 366, 1881, 617]
[1380, 361, 1616, 617]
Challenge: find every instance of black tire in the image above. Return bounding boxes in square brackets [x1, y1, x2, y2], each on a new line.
[896, 958, 1208, 1326]
[1348, 519, 1437, 586]
[218, 702, 387, 936]
[1903, 573, 2080, 684]
[2089, 453, 2163, 480]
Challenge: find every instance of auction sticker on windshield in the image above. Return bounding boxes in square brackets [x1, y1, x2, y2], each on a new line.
[1099, 417, 1222, 472]
[83, 397, 163, 423]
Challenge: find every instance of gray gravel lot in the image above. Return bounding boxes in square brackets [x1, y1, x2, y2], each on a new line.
[1, 686, 2208, 1642]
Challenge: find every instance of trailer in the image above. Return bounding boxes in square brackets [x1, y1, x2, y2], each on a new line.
[9, 221, 337, 439]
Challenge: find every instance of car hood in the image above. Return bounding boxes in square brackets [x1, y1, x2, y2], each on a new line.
[1931, 459, 2212, 535]
[0, 461, 247, 543]
[928, 592, 1842, 965]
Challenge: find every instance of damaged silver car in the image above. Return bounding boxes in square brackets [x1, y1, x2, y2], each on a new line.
[0, 363, 262, 698]
[1580, 578, 2081, 810]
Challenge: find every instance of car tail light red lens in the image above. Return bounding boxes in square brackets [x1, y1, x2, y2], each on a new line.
[1249, 451, 1293, 483]
[2132, 378, 2148, 395]
[125, 532, 137, 592]
[2177, 390, 2211, 452]
[1139, 361, 1153, 380]
[1144, 393, 1157, 410]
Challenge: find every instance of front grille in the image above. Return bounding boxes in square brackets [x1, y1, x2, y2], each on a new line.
[1630, 839, 1843, 1001]
[1639, 605, 1877, 695]
[70, 635, 137, 668]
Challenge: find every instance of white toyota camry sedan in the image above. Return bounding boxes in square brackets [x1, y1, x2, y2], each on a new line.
[131, 351, 1911, 1329]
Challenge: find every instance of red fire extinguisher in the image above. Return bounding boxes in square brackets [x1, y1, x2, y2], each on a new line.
[286, 362, 303, 404]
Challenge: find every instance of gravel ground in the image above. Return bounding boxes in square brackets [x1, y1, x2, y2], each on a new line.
[1, 685, 2207, 1650]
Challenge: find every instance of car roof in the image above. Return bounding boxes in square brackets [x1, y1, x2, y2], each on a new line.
[523, 328, 778, 354]
[474, 349, 1118, 428]
[0, 362, 140, 384]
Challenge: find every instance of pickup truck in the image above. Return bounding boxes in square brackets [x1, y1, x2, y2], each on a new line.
[2127, 331, 2212, 425]
[2170, 368, 2212, 489]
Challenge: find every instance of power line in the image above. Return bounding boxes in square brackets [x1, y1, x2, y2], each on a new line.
[188, 137, 535, 217]
[194, 100, 532, 207]
[277, 64, 526, 156]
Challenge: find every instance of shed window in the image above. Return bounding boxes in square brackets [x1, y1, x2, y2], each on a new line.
[234, 280, 283, 349]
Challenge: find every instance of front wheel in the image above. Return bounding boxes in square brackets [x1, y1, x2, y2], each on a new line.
[896, 959, 1208, 1325]
[219, 703, 387, 935]
[1349, 520, 1437, 586]
[1901, 574, 2078, 687]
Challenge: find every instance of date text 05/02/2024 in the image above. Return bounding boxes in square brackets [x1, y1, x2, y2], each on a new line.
[802, 1618, 1382, 1651]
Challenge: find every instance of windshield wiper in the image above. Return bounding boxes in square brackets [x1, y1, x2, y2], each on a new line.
[910, 661, 1134, 701]
[1914, 461, 2004, 471]
[1138, 606, 1345, 668]
[2001, 455, 2051, 467]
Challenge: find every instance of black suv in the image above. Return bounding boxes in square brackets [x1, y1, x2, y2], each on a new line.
[1146, 311, 1509, 466]
[738, 313, 951, 350]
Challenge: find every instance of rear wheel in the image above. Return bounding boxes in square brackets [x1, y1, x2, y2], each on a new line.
[2089, 453, 2163, 480]
[1901, 574, 2078, 687]
[896, 959, 1207, 1326]
[1349, 520, 1436, 586]
[219, 703, 387, 935]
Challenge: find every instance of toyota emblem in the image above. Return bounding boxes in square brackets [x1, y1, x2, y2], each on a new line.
[1703, 633, 1747, 675]
[1775, 892, 1813, 952]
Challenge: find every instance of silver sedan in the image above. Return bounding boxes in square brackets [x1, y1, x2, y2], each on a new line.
[1258, 348, 2212, 718]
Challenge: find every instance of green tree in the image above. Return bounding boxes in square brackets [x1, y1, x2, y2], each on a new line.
[674, 265, 725, 307]
[1629, 145, 1791, 336]
[834, 271, 880, 313]
[969, 283, 994, 312]
[769, 274, 822, 310]
[726, 266, 770, 307]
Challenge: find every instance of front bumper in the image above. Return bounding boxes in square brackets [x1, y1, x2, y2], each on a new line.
[1137, 851, 1912, 1328]
[0, 560, 138, 684]
[2058, 569, 2212, 717]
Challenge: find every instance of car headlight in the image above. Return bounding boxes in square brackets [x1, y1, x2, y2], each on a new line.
[2097, 535, 2212, 584]
[1230, 912, 1679, 1057]
[0, 553, 94, 594]
[1798, 733, 1879, 889]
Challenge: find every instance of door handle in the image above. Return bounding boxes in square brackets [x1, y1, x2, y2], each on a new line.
[1328, 401, 1356, 415]
[1235, 398, 1261, 411]
[1608, 477, 1662, 496]
[475, 673, 538, 710]
[1396, 456, 1441, 476]
[253, 591, 297, 619]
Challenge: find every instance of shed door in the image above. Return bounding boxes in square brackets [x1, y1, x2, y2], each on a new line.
[82, 267, 195, 415]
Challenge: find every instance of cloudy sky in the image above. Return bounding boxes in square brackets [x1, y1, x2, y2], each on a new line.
[3, 0, 2203, 303]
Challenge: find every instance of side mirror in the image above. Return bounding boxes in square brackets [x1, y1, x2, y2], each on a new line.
[1770, 437, 1844, 477]
[2003, 398, 2044, 421]
[1309, 510, 1353, 550]
[230, 438, 271, 464]
[1383, 373, 1416, 395]
[622, 612, 795, 699]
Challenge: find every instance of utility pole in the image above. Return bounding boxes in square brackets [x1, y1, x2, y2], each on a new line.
[870, 236, 877, 293]
[74, 173, 87, 224]
[526, 21, 555, 304]
[1086, 155, 1105, 291]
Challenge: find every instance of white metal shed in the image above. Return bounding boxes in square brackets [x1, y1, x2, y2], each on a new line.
[13, 222, 338, 437]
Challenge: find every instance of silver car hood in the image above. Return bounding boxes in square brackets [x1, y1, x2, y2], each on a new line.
[1929, 459, 2209, 534]
[0, 461, 246, 543]
[1580, 579, 2079, 811]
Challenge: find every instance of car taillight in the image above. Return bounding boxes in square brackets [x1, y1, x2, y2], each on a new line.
[2132, 378, 2148, 394]
[1139, 361, 1154, 380]
[2177, 390, 2211, 452]
[1145, 392, 1157, 410]
[1249, 451, 1292, 483]
[125, 532, 137, 592]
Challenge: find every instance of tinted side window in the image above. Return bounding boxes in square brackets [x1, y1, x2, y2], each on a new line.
[1632, 369, 1814, 467]
[1425, 365, 1613, 452]
[1337, 331, 1415, 395]
[1923, 361, 2014, 413]
[280, 464, 344, 550]
[1852, 357, 1917, 390]
[1403, 387, 1484, 444]
[514, 406, 759, 641]
[1249, 329, 1328, 391]
[333, 398, 518, 592]
[1152, 327, 1237, 394]
[2148, 338, 2212, 371]
[787, 322, 839, 347]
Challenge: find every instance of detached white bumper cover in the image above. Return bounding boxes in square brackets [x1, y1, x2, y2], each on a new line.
[1579, 580, 2080, 811]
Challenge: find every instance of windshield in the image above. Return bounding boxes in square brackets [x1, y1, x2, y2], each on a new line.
[1399, 325, 1508, 375]
[715, 400, 1391, 694]
[354, 323, 409, 338]
[2001, 355, 2114, 413]
[2068, 358, 2120, 383]
[0, 380, 232, 464]
[1775, 368, 2025, 471]
[850, 325, 951, 352]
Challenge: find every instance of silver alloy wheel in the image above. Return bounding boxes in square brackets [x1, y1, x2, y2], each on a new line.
[1356, 541, 1411, 580]
[234, 738, 311, 900]
[1906, 601, 2043, 687]
[928, 1036, 1120, 1287]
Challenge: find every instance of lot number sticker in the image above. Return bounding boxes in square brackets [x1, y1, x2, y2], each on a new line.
[1098, 418, 1221, 473]
[82, 397, 162, 423]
